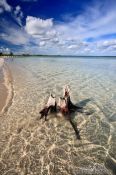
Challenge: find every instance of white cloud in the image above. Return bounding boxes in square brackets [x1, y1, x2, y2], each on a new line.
[0, 46, 11, 54]
[84, 48, 91, 52]
[0, 2, 23, 26]
[39, 41, 46, 47]
[46, 30, 57, 38]
[0, 0, 11, 13]
[55, 1, 116, 42]
[14, 5, 21, 15]
[52, 38, 59, 43]
[13, 5, 24, 26]
[68, 45, 78, 49]
[25, 16, 58, 49]
[97, 40, 116, 49]
[1, 25, 29, 45]
[103, 40, 116, 47]
[25, 16, 53, 35]
[1, 0, 116, 55]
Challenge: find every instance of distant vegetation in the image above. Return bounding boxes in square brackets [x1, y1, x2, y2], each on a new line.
[0, 52, 14, 56]
[0, 52, 47, 57]
[0, 52, 116, 57]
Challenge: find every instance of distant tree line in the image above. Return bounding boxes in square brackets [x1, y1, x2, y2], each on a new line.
[0, 52, 14, 56]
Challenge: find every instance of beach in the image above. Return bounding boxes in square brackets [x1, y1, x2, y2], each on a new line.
[0, 56, 116, 175]
[0, 58, 13, 115]
[0, 58, 8, 114]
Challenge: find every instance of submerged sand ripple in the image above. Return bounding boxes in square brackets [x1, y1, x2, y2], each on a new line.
[0, 57, 116, 175]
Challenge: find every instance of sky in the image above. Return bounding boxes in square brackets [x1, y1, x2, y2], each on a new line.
[0, 0, 116, 56]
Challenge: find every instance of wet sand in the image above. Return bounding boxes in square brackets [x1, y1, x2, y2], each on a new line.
[0, 68, 8, 113]
[0, 58, 7, 113]
[0, 58, 13, 115]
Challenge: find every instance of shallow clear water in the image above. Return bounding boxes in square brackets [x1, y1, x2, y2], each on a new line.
[0, 56, 116, 175]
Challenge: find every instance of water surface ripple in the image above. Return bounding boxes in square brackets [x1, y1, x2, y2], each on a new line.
[0, 57, 116, 175]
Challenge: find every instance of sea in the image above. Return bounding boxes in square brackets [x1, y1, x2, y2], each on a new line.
[0, 56, 116, 175]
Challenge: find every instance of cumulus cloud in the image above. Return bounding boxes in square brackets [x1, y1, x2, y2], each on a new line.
[0, 46, 11, 54]
[25, 16, 53, 35]
[25, 16, 59, 48]
[39, 41, 46, 47]
[0, 0, 12, 13]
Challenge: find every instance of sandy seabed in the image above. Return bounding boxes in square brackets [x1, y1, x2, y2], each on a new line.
[0, 57, 116, 175]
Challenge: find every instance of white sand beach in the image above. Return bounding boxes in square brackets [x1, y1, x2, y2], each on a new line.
[0, 58, 7, 113]
[0, 58, 13, 115]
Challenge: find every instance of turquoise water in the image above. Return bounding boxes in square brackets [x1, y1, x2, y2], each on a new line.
[0, 56, 116, 175]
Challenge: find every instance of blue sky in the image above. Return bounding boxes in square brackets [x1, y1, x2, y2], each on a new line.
[0, 0, 116, 55]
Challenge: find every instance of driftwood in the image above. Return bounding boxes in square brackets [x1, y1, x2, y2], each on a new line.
[39, 94, 57, 121]
[39, 87, 83, 139]
[59, 96, 82, 139]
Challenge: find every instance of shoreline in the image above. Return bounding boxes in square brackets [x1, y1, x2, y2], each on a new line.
[0, 58, 8, 113]
[0, 58, 14, 116]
